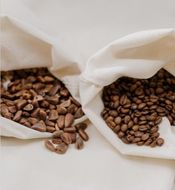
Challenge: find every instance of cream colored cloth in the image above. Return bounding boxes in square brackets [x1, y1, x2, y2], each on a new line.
[1, 0, 175, 190]
[80, 29, 175, 159]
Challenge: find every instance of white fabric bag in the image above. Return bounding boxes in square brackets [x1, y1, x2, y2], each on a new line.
[1, 16, 86, 139]
[80, 29, 175, 159]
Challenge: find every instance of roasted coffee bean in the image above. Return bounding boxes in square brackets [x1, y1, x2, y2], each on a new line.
[8, 106, 17, 113]
[64, 113, 74, 128]
[13, 110, 22, 121]
[64, 126, 76, 133]
[49, 110, 59, 121]
[1, 68, 89, 155]
[46, 126, 56, 133]
[31, 120, 47, 132]
[75, 137, 84, 150]
[121, 124, 128, 132]
[39, 109, 47, 120]
[59, 99, 71, 108]
[114, 117, 122, 125]
[78, 129, 89, 141]
[16, 99, 27, 109]
[101, 68, 175, 147]
[45, 140, 56, 152]
[52, 138, 63, 144]
[60, 133, 72, 144]
[23, 104, 34, 111]
[74, 108, 84, 119]
[28, 117, 38, 125]
[141, 133, 149, 141]
[57, 115, 65, 129]
[75, 123, 87, 130]
[55, 143, 68, 154]
[57, 105, 67, 114]
[52, 130, 64, 138]
[156, 138, 164, 146]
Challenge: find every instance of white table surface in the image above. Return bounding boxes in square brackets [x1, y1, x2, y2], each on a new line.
[1, 0, 175, 190]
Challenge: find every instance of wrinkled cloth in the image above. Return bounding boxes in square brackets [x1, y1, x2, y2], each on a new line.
[80, 29, 175, 159]
[1, 0, 175, 190]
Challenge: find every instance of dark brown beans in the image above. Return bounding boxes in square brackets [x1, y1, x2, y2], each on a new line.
[101, 68, 175, 147]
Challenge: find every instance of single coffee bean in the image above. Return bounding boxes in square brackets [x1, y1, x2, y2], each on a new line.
[45, 140, 55, 152]
[57, 105, 67, 114]
[114, 117, 122, 125]
[132, 125, 139, 132]
[75, 123, 87, 130]
[75, 137, 84, 150]
[49, 110, 59, 121]
[52, 130, 64, 138]
[52, 138, 63, 144]
[121, 124, 128, 132]
[31, 120, 47, 132]
[64, 126, 76, 133]
[57, 115, 65, 129]
[156, 138, 164, 146]
[113, 125, 120, 133]
[64, 113, 74, 128]
[78, 129, 89, 141]
[141, 133, 149, 141]
[60, 133, 73, 145]
[13, 110, 22, 121]
[124, 115, 130, 124]
[55, 143, 68, 154]
[46, 126, 56, 133]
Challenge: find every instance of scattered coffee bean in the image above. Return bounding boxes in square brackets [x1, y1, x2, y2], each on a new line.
[45, 140, 56, 152]
[55, 143, 68, 154]
[75, 136, 84, 150]
[101, 69, 175, 147]
[0, 68, 89, 155]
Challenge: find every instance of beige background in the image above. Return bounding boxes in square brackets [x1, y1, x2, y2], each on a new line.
[1, 0, 175, 190]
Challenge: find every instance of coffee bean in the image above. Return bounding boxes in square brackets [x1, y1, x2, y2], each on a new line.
[46, 95, 59, 105]
[132, 125, 139, 132]
[46, 126, 56, 133]
[60, 133, 72, 144]
[49, 110, 59, 121]
[39, 109, 47, 120]
[114, 117, 122, 125]
[74, 108, 84, 119]
[52, 130, 64, 138]
[156, 138, 164, 146]
[141, 133, 149, 141]
[64, 113, 74, 128]
[102, 68, 175, 147]
[78, 129, 89, 141]
[52, 138, 63, 144]
[57, 105, 67, 114]
[75, 137, 84, 150]
[45, 140, 55, 152]
[124, 115, 130, 124]
[1, 68, 89, 155]
[31, 120, 47, 132]
[55, 143, 68, 154]
[64, 126, 76, 133]
[13, 110, 22, 121]
[57, 115, 65, 129]
[121, 124, 128, 132]
[75, 123, 87, 130]
[16, 99, 27, 109]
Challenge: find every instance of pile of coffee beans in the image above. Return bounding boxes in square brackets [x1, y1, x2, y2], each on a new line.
[0, 68, 89, 154]
[101, 69, 175, 147]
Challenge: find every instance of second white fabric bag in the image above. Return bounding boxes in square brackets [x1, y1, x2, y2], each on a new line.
[80, 29, 175, 159]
